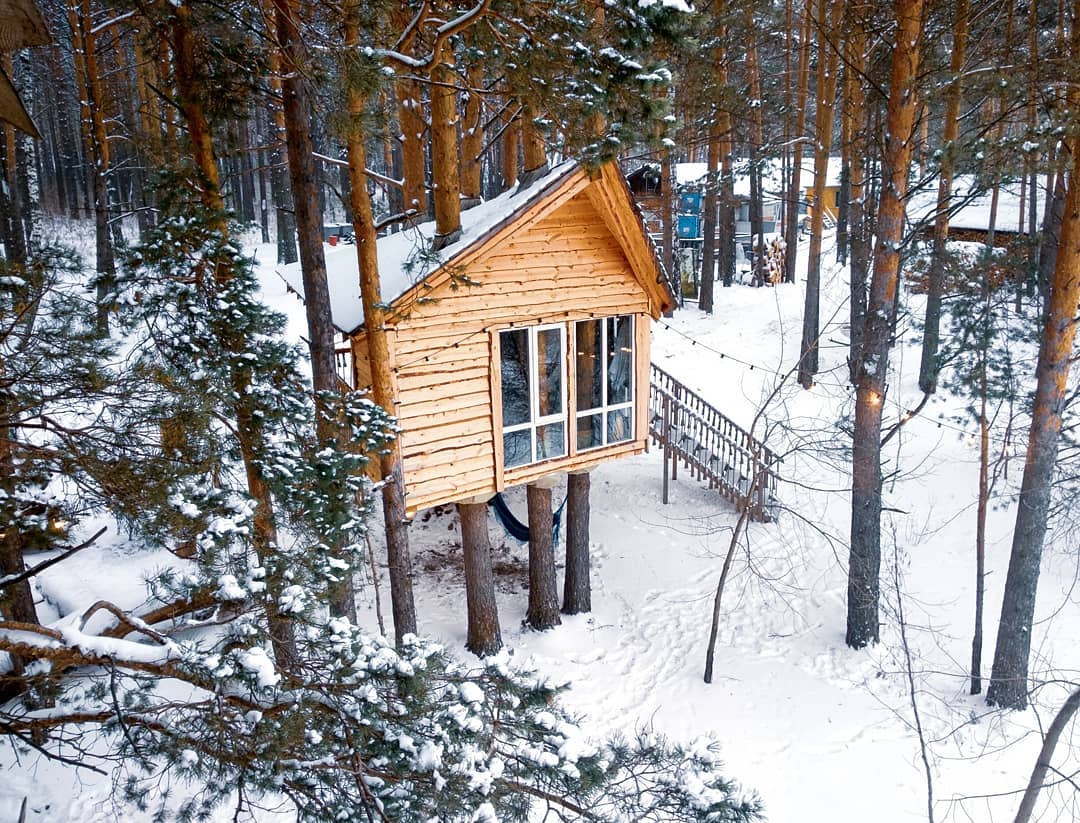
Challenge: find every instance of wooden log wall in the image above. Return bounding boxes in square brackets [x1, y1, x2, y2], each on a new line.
[359, 192, 654, 516]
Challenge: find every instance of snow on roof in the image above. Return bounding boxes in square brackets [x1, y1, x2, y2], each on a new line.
[276, 161, 579, 334]
[675, 162, 708, 185]
[906, 174, 1049, 233]
[674, 158, 824, 200]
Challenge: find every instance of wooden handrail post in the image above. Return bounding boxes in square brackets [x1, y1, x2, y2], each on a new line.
[671, 385, 679, 482]
[662, 392, 671, 505]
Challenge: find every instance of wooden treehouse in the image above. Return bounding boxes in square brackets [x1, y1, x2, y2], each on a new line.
[279, 160, 675, 516]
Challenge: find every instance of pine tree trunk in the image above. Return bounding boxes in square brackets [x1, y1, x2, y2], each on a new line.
[267, 46, 298, 265]
[501, 102, 519, 190]
[972, 358, 989, 694]
[1037, 168, 1066, 322]
[430, 38, 462, 247]
[836, 86, 849, 266]
[1013, 687, 1080, 823]
[562, 471, 591, 614]
[661, 147, 676, 304]
[526, 483, 560, 631]
[918, 0, 969, 395]
[783, 0, 812, 285]
[398, 78, 428, 215]
[798, 0, 845, 389]
[0, 424, 37, 696]
[460, 65, 483, 209]
[0, 122, 25, 265]
[847, 0, 924, 650]
[987, 38, 1080, 708]
[519, 101, 548, 186]
[845, 10, 869, 380]
[342, 14, 417, 645]
[273, 0, 350, 619]
[68, 0, 115, 333]
[719, 128, 734, 288]
[171, 2, 298, 672]
[699, 130, 719, 313]
[700, 5, 724, 312]
[745, 7, 765, 287]
[458, 501, 502, 656]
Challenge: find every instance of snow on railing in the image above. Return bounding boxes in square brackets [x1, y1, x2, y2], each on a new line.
[649, 363, 781, 522]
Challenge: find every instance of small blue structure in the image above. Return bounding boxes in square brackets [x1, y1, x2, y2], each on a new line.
[677, 214, 701, 240]
[678, 191, 703, 214]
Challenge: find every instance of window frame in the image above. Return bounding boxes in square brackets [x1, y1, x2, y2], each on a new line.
[573, 315, 635, 454]
[498, 323, 568, 469]
[494, 314, 639, 478]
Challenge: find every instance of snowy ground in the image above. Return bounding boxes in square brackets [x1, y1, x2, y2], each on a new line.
[3, 226, 1079, 822]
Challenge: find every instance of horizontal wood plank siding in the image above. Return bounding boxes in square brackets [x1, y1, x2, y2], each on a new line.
[377, 192, 652, 516]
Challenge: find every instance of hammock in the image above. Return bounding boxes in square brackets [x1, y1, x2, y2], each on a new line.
[489, 492, 568, 545]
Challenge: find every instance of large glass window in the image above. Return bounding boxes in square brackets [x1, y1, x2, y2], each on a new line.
[574, 315, 634, 451]
[500, 325, 567, 469]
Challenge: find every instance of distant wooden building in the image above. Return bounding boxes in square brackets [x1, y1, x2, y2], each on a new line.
[279, 161, 675, 517]
[802, 157, 844, 222]
[906, 175, 1048, 247]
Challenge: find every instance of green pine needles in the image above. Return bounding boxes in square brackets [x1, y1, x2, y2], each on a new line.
[0, 186, 762, 822]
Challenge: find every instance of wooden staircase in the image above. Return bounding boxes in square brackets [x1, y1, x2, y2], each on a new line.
[649, 364, 781, 522]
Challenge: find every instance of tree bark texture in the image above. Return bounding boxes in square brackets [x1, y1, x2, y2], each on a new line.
[719, 128, 734, 288]
[847, 0, 924, 650]
[458, 501, 502, 656]
[430, 38, 462, 247]
[460, 65, 483, 206]
[343, 15, 418, 645]
[1013, 687, 1080, 823]
[987, 54, 1080, 708]
[526, 484, 560, 631]
[699, 130, 719, 313]
[171, 5, 298, 672]
[783, 0, 812, 285]
[798, 0, 844, 389]
[562, 472, 591, 615]
[68, 0, 115, 332]
[519, 101, 548, 186]
[267, 49, 298, 265]
[918, 0, 969, 395]
[501, 103, 519, 190]
[661, 147, 675, 306]
[744, 8, 765, 287]
[844, 7, 869, 380]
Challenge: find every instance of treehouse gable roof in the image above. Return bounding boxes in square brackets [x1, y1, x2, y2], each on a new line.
[276, 160, 674, 335]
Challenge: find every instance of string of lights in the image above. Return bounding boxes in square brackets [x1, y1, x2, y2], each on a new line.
[368, 307, 1027, 450]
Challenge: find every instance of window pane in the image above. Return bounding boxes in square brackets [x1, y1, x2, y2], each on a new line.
[607, 316, 633, 405]
[537, 328, 563, 418]
[500, 329, 531, 427]
[577, 413, 603, 451]
[607, 408, 632, 444]
[575, 320, 603, 411]
[503, 429, 532, 468]
[536, 422, 565, 461]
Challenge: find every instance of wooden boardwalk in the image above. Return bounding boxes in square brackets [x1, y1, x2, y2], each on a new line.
[649, 363, 781, 522]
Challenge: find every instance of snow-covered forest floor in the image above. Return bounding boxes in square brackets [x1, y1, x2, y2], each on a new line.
[3, 222, 1079, 822]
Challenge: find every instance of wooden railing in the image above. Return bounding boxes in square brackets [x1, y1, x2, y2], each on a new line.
[649, 363, 781, 522]
[335, 344, 354, 391]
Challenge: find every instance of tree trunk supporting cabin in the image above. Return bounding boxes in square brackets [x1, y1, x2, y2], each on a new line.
[526, 482, 560, 630]
[458, 499, 502, 656]
[562, 471, 591, 614]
